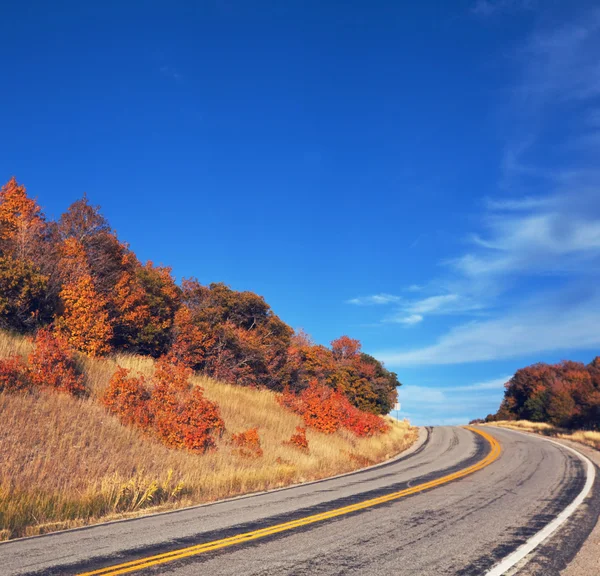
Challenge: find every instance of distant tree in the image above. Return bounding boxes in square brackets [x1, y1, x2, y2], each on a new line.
[490, 358, 600, 430]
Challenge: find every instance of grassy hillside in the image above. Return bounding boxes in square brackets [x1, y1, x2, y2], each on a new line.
[485, 420, 600, 451]
[0, 331, 416, 541]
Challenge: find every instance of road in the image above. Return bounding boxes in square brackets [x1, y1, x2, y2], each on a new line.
[1, 426, 597, 576]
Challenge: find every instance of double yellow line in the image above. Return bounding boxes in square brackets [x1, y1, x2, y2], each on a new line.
[79, 427, 501, 576]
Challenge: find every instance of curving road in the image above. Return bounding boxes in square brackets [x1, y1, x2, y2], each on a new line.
[1, 426, 597, 576]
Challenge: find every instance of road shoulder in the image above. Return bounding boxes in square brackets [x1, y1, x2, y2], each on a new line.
[557, 439, 600, 576]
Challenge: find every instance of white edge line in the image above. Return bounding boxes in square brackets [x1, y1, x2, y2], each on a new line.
[484, 429, 597, 576]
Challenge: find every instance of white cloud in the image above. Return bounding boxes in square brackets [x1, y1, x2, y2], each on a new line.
[346, 293, 401, 306]
[408, 294, 459, 314]
[384, 293, 485, 324]
[396, 376, 510, 426]
[394, 314, 423, 326]
[449, 191, 600, 280]
[448, 376, 511, 391]
[377, 292, 600, 367]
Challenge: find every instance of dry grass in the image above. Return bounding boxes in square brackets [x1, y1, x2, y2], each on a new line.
[486, 420, 600, 451]
[0, 332, 417, 540]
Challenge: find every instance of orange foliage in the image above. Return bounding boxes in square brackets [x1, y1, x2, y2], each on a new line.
[28, 328, 86, 396]
[279, 380, 389, 437]
[494, 358, 600, 429]
[285, 426, 309, 451]
[113, 261, 180, 356]
[57, 239, 113, 356]
[231, 428, 263, 458]
[102, 367, 152, 428]
[0, 356, 30, 393]
[0, 177, 46, 261]
[102, 357, 225, 453]
[171, 306, 216, 368]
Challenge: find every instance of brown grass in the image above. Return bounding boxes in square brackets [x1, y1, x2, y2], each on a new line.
[0, 331, 417, 540]
[485, 420, 600, 451]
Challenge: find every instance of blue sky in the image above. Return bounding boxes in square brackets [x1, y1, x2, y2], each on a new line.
[2, 1, 600, 425]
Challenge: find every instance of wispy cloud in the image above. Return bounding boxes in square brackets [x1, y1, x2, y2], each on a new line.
[383, 293, 485, 325]
[397, 376, 511, 425]
[377, 291, 600, 366]
[360, 5, 600, 370]
[394, 314, 423, 326]
[346, 293, 401, 306]
[449, 197, 600, 279]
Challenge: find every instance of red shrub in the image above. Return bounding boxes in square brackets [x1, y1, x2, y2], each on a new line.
[279, 380, 389, 437]
[0, 355, 30, 393]
[154, 387, 225, 453]
[102, 367, 152, 428]
[231, 428, 263, 458]
[285, 426, 309, 451]
[102, 356, 225, 453]
[28, 328, 85, 396]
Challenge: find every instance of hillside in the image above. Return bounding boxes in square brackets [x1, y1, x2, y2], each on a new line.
[0, 331, 416, 541]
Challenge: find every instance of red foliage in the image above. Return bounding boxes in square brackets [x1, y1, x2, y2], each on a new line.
[285, 426, 309, 451]
[279, 380, 389, 437]
[231, 428, 263, 458]
[331, 336, 361, 362]
[493, 358, 600, 429]
[102, 367, 152, 428]
[28, 328, 86, 396]
[153, 386, 225, 453]
[0, 355, 30, 393]
[102, 356, 225, 453]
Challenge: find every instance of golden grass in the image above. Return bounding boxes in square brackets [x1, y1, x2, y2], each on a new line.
[0, 332, 417, 540]
[486, 420, 600, 451]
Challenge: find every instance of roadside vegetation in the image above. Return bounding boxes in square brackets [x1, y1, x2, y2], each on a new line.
[471, 356, 599, 450]
[483, 420, 600, 451]
[0, 178, 416, 540]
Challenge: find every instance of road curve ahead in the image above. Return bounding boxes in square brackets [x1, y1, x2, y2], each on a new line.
[1, 426, 597, 576]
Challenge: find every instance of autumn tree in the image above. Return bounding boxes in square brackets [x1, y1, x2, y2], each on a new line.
[111, 254, 180, 356]
[174, 280, 293, 389]
[56, 238, 113, 356]
[0, 255, 49, 331]
[0, 177, 47, 262]
[493, 359, 600, 429]
[0, 178, 53, 330]
[58, 194, 125, 295]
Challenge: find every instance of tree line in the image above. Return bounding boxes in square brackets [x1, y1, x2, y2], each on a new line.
[481, 358, 600, 429]
[0, 177, 399, 416]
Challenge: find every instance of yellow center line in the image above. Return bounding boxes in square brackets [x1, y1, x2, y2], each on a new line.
[78, 427, 501, 576]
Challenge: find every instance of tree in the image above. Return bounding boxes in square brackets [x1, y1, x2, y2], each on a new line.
[0, 178, 51, 330]
[56, 238, 113, 356]
[176, 280, 293, 389]
[58, 195, 126, 297]
[0, 177, 46, 262]
[0, 255, 49, 331]
[111, 254, 180, 356]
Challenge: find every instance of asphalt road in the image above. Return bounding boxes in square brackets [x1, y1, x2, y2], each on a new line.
[1, 426, 597, 576]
